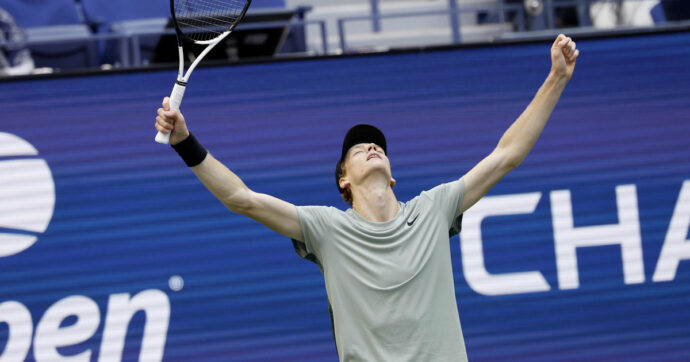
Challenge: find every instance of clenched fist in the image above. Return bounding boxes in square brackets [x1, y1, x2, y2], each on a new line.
[551, 34, 579, 80]
[155, 97, 190, 145]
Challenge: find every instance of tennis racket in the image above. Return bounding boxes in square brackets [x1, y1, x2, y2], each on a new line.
[155, 0, 252, 144]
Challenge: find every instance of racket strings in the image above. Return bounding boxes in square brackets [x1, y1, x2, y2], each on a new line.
[174, 0, 247, 42]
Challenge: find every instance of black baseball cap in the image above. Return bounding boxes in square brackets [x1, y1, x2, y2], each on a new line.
[335, 124, 387, 193]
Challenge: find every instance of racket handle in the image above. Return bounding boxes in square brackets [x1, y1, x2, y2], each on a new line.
[155, 82, 187, 144]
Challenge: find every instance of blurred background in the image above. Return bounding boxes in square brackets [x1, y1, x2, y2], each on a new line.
[1, 1, 689, 361]
[0, 0, 689, 75]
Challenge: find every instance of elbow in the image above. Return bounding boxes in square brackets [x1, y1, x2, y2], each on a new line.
[504, 155, 523, 170]
[224, 189, 253, 215]
[494, 147, 524, 171]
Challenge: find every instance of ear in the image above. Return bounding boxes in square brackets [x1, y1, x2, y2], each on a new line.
[390, 177, 396, 187]
[339, 176, 350, 191]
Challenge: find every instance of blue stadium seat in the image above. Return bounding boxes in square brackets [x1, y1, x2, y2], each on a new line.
[660, 0, 690, 21]
[1, 0, 102, 71]
[77, 0, 168, 66]
[80, 0, 285, 28]
[111, 19, 169, 67]
[24, 25, 99, 70]
[651, 3, 667, 23]
[1, 0, 82, 27]
[253, 0, 287, 8]
[83, 0, 289, 67]
[80, 0, 168, 27]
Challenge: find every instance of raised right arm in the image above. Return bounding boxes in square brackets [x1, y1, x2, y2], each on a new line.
[155, 97, 304, 241]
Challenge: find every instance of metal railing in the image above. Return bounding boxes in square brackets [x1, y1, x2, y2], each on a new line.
[1, 0, 684, 73]
[0, 18, 328, 72]
[540, 0, 663, 28]
[0, 32, 129, 68]
[363, 0, 668, 33]
[337, 3, 525, 52]
[126, 19, 328, 67]
[335, 0, 675, 53]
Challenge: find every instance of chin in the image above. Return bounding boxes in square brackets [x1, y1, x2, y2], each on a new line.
[363, 165, 392, 180]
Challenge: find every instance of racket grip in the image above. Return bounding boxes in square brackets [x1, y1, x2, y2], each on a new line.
[155, 81, 187, 144]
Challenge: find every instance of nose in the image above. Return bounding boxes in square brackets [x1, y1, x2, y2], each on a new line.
[367, 143, 377, 152]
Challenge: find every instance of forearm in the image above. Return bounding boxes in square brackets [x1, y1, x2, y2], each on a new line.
[191, 154, 253, 213]
[496, 72, 569, 167]
[191, 153, 303, 240]
[157, 101, 271, 218]
[169, 134, 301, 239]
[458, 35, 578, 213]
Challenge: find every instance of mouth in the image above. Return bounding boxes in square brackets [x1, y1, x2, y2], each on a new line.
[367, 153, 381, 161]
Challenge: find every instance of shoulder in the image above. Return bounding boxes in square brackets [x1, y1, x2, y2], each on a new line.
[296, 205, 348, 223]
[409, 178, 466, 221]
[416, 178, 465, 202]
[297, 205, 341, 215]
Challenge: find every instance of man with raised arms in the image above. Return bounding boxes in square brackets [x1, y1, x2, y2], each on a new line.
[155, 34, 580, 361]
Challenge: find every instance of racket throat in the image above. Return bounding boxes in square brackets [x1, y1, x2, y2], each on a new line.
[177, 46, 185, 81]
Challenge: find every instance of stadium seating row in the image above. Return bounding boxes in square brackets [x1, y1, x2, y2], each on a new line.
[3, 0, 285, 28]
[0, 0, 293, 72]
[2, 0, 689, 74]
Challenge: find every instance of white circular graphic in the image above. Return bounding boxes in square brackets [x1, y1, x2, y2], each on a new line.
[0, 133, 55, 257]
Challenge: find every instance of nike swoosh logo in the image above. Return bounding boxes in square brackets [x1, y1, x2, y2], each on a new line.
[407, 214, 420, 226]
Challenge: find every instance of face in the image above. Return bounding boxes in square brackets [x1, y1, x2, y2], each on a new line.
[339, 143, 395, 191]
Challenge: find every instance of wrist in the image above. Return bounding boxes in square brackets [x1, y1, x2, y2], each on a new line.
[170, 131, 190, 146]
[171, 132, 208, 167]
[548, 69, 570, 83]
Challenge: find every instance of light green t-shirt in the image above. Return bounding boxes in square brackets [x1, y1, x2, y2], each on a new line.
[292, 178, 467, 362]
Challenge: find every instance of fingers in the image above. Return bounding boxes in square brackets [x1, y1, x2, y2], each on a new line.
[157, 96, 187, 136]
[155, 107, 174, 134]
[159, 97, 179, 118]
[563, 40, 578, 63]
[552, 33, 567, 48]
[155, 117, 173, 133]
[563, 40, 575, 59]
[553, 34, 571, 51]
[553, 34, 580, 63]
[154, 120, 170, 134]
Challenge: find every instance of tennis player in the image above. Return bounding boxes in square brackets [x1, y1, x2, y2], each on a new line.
[155, 34, 579, 361]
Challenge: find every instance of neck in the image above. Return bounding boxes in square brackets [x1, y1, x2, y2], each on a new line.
[351, 182, 398, 222]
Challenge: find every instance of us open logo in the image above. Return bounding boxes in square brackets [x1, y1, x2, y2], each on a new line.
[0, 132, 55, 257]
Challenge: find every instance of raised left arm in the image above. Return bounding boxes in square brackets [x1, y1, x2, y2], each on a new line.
[459, 34, 580, 214]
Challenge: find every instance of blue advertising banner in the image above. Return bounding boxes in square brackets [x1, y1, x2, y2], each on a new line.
[1, 30, 689, 361]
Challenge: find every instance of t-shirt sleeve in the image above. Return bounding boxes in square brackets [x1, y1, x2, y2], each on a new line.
[290, 205, 333, 264]
[423, 177, 466, 236]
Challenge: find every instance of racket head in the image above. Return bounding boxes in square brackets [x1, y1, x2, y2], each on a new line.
[170, 0, 252, 45]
